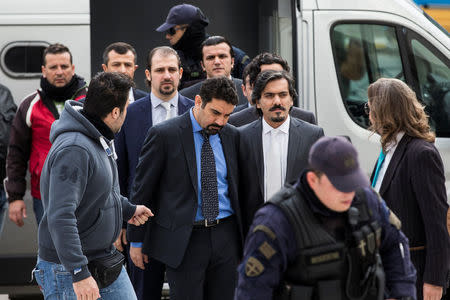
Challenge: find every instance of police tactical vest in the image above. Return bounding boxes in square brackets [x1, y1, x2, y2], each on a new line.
[269, 185, 385, 300]
[178, 51, 206, 89]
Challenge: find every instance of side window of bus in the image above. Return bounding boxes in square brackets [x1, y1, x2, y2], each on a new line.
[410, 37, 450, 137]
[1, 42, 48, 78]
[331, 24, 404, 128]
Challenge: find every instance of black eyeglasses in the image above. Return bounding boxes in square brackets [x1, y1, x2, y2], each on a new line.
[364, 102, 370, 116]
[166, 25, 188, 36]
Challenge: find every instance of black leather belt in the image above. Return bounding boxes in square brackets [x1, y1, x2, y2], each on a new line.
[192, 215, 233, 228]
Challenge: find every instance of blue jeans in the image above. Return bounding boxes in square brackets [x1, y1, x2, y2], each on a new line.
[34, 257, 137, 300]
[0, 188, 7, 235]
[33, 197, 44, 226]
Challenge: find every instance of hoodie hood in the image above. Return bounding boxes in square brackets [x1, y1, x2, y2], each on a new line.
[50, 100, 104, 144]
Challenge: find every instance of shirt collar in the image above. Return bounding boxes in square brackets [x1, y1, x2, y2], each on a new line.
[150, 92, 179, 109]
[128, 88, 134, 102]
[385, 131, 405, 153]
[189, 108, 203, 133]
[262, 115, 290, 135]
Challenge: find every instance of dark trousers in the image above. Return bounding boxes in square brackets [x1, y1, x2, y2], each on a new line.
[126, 244, 165, 300]
[166, 217, 240, 300]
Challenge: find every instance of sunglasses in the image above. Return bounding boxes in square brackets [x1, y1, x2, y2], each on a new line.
[166, 25, 188, 36]
[364, 102, 370, 116]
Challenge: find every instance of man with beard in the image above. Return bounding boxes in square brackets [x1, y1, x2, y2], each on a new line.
[128, 77, 244, 300]
[238, 70, 324, 234]
[115, 46, 193, 300]
[5, 43, 87, 227]
[229, 52, 317, 127]
[156, 4, 250, 89]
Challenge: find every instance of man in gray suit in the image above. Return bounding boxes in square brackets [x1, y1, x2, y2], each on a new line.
[238, 70, 324, 234]
[180, 36, 247, 105]
[229, 52, 316, 127]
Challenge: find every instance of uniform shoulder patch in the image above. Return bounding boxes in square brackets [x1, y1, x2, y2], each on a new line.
[259, 241, 277, 260]
[253, 225, 276, 240]
[245, 257, 265, 277]
[389, 210, 402, 230]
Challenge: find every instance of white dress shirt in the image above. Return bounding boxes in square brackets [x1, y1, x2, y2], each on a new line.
[373, 131, 405, 192]
[128, 88, 135, 103]
[263, 116, 290, 202]
[150, 93, 179, 126]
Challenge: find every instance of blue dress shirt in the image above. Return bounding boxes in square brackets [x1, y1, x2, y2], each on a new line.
[189, 108, 234, 221]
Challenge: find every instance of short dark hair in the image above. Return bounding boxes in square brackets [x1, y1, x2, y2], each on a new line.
[252, 70, 297, 106]
[248, 52, 290, 87]
[146, 46, 181, 70]
[43, 43, 72, 66]
[83, 72, 134, 119]
[242, 62, 253, 86]
[199, 76, 238, 107]
[102, 42, 137, 65]
[201, 36, 234, 60]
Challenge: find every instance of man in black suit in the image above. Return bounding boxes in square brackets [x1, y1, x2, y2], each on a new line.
[128, 77, 243, 300]
[102, 42, 147, 102]
[115, 46, 194, 300]
[229, 52, 316, 126]
[233, 63, 253, 113]
[239, 70, 324, 234]
[180, 36, 247, 105]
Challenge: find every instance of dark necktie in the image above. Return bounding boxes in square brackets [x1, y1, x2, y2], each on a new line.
[201, 130, 219, 222]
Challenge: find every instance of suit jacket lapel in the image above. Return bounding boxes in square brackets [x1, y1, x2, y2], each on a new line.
[179, 112, 198, 196]
[379, 135, 411, 196]
[219, 126, 236, 197]
[177, 95, 188, 115]
[144, 95, 153, 129]
[253, 121, 264, 198]
[286, 118, 303, 182]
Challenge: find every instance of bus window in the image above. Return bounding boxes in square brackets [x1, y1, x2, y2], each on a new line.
[0, 41, 48, 78]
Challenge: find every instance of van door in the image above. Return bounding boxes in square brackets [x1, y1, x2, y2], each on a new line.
[312, 10, 450, 194]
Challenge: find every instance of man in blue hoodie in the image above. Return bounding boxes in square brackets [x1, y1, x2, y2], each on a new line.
[35, 72, 153, 300]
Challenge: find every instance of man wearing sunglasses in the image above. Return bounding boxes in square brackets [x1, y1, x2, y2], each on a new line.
[156, 4, 250, 89]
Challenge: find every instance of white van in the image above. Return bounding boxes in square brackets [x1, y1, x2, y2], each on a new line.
[0, 0, 448, 296]
[308, 0, 449, 191]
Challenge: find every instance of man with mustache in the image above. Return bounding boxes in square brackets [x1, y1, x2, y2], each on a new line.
[128, 77, 244, 300]
[229, 52, 316, 127]
[238, 70, 324, 234]
[5, 43, 87, 228]
[115, 46, 194, 300]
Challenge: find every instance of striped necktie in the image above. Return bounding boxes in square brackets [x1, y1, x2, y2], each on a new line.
[371, 149, 386, 188]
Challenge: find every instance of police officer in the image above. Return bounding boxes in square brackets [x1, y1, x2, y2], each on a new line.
[235, 136, 417, 300]
[156, 4, 250, 89]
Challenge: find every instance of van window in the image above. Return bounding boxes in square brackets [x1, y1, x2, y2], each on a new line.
[0, 42, 48, 78]
[410, 38, 450, 137]
[331, 24, 404, 128]
[257, 0, 293, 69]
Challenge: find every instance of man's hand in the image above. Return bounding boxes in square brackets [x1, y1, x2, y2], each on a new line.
[114, 229, 127, 252]
[423, 283, 442, 300]
[73, 276, 100, 300]
[128, 205, 153, 226]
[9, 200, 27, 227]
[130, 246, 149, 270]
